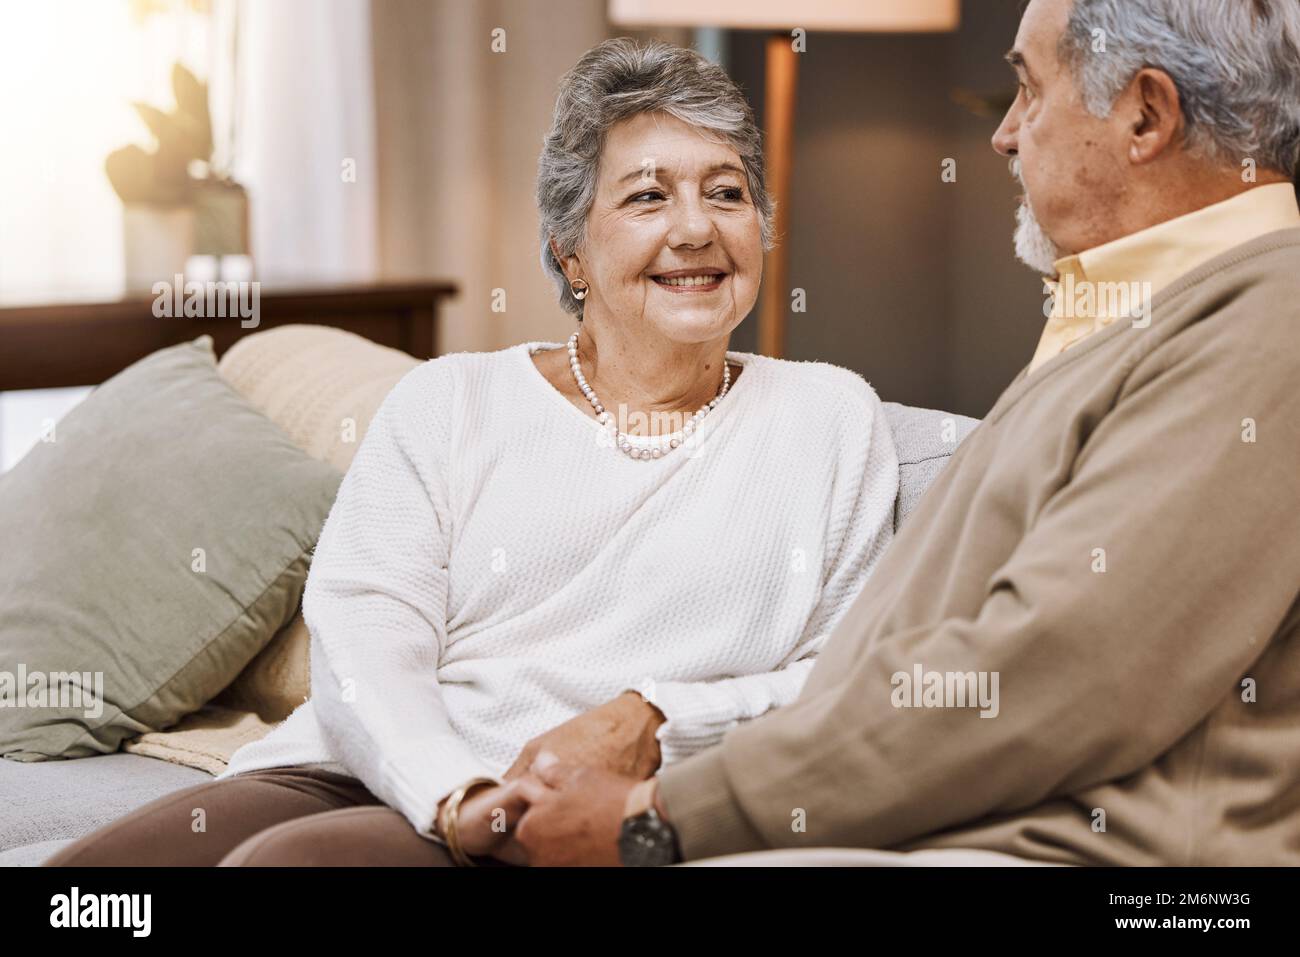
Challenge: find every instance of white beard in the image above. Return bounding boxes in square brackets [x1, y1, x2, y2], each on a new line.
[1009, 158, 1062, 274]
[1013, 199, 1062, 275]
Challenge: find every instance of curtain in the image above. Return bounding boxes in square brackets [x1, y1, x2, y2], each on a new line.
[234, 0, 379, 281]
[0, 0, 211, 299]
[367, 0, 608, 353]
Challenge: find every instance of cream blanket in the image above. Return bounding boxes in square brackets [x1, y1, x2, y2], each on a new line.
[124, 324, 419, 772]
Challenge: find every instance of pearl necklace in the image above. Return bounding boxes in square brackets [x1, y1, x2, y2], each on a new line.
[567, 329, 731, 461]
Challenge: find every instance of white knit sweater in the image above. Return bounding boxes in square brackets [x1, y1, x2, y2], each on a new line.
[219, 341, 899, 838]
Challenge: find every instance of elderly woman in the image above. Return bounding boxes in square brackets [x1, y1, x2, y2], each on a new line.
[46, 38, 898, 868]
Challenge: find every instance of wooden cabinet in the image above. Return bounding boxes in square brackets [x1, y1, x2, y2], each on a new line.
[0, 281, 457, 390]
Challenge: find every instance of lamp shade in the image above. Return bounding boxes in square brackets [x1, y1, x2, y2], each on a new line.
[608, 0, 959, 32]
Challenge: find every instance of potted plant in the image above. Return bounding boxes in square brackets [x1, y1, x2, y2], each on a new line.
[106, 62, 248, 288]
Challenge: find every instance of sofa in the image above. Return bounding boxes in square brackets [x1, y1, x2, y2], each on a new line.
[0, 325, 980, 866]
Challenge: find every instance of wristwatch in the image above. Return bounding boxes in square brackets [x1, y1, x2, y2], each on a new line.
[618, 778, 682, 866]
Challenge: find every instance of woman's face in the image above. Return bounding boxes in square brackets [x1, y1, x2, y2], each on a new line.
[571, 111, 763, 344]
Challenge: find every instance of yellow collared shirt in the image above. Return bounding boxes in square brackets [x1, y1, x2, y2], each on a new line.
[1029, 182, 1300, 374]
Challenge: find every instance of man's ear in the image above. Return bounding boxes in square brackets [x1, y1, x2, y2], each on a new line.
[1128, 68, 1183, 165]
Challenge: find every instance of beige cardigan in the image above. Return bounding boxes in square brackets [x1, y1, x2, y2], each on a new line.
[659, 229, 1300, 866]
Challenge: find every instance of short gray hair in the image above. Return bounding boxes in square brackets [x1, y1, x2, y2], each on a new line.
[1059, 0, 1300, 177]
[536, 38, 774, 316]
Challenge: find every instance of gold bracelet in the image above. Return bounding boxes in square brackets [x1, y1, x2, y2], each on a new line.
[441, 777, 497, 867]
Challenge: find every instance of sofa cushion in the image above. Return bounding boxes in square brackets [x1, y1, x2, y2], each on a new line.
[206, 325, 420, 719]
[681, 847, 1054, 866]
[0, 752, 210, 852]
[0, 838, 75, 866]
[123, 326, 425, 775]
[216, 323, 421, 473]
[881, 402, 980, 529]
[0, 335, 343, 760]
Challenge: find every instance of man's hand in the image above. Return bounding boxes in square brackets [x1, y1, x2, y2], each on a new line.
[502, 691, 665, 782]
[512, 752, 641, 866]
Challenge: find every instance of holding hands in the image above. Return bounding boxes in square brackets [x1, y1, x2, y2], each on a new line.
[435, 691, 666, 865]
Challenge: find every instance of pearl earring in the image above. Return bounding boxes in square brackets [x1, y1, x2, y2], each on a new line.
[569, 278, 589, 300]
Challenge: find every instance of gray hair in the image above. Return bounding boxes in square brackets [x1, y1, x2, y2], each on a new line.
[536, 38, 774, 316]
[1058, 0, 1300, 177]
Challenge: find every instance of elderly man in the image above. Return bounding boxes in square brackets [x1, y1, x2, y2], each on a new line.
[507, 0, 1300, 866]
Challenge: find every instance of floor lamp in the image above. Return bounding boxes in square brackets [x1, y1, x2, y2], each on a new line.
[608, 0, 960, 358]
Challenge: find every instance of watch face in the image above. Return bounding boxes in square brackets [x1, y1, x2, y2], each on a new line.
[618, 811, 679, 867]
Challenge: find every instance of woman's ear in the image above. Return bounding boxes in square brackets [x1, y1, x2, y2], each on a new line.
[549, 238, 580, 281]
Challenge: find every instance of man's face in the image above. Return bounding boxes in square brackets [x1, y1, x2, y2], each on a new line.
[992, 0, 1129, 271]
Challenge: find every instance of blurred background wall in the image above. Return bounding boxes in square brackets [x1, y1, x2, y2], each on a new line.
[726, 2, 1043, 415]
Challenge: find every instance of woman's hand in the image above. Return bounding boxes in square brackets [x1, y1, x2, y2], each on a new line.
[437, 781, 530, 865]
[502, 691, 666, 782]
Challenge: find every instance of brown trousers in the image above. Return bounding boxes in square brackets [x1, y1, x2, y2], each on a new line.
[43, 766, 505, 867]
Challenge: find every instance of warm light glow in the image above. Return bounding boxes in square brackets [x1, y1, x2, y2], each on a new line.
[0, 0, 212, 300]
[608, 0, 960, 32]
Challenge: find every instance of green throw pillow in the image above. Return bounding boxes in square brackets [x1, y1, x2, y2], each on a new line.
[0, 335, 342, 760]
